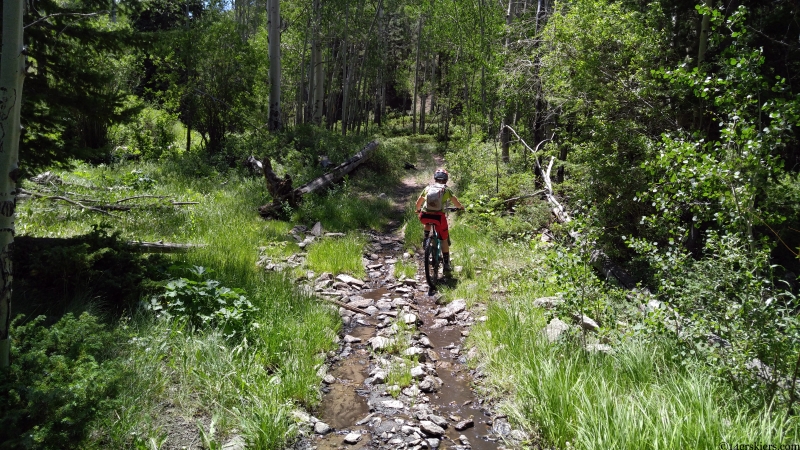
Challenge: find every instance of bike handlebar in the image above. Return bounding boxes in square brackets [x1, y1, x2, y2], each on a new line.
[416, 207, 466, 213]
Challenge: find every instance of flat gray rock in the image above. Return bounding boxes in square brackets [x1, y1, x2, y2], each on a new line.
[343, 431, 362, 444]
[382, 399, 404, 409]
[310, 222, 323, 236]
[574, 314, 600, 332]
[369, 336, 391, 350]
[437, 299, 466, 319]
[533, 296, 563, 309]
[419, 420, 445, 437]
[455, 418, 474, 430]
[343, 334, 362, 344]
[336, 274, 366, 287]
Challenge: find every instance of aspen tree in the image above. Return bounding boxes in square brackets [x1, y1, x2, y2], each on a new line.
[0, 0, 25, 368]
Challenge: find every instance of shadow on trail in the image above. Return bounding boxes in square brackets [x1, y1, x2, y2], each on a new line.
[426, 274, 461, 296]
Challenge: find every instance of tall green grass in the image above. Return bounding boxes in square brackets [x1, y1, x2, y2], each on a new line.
[471, 299, 800, 449]
[17, 160, 341, 448]
[306, 234, 366, 277]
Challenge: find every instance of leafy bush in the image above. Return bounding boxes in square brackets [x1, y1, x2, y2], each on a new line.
[109, 106, 178, 161]
[634, 232, 800, 407]
[0, 313, 127, 450]
[147, 265, 258, 338]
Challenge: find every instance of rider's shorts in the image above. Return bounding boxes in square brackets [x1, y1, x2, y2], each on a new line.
[419, 211, 449, 241]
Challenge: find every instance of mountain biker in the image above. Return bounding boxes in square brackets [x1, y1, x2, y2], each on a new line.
[415, 168, 464, 273]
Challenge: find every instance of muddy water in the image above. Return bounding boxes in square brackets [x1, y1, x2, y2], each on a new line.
[296, 229, 512, 449]
[417, 300, 498, 450]
[318, 326, 373, 427]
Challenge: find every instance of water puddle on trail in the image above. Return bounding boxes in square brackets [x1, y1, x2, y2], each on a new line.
[298, 234, 517, 450]
[418, 302, 499, 450]
[361, 287, 391, 301]
[318, 327, 373, 430]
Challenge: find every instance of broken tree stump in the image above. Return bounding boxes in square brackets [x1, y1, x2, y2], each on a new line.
[259, 140, 380, 218]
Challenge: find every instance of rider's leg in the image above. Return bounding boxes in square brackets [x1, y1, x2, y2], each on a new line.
[423, 223, 431, 244]
[440, 221, 452, 272]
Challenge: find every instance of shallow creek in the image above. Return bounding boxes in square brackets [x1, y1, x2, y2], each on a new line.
[290, 231, 525, 450]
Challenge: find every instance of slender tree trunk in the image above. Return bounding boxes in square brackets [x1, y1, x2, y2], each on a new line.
[697, 0, 711, 66]
[326, 41, 340, 130]
[500, 0, 514, 163]
[186, 121, 192, 152]
[0, 0, 26, 368]
[267, 0, 282, 131]
[430, 54, 437, 130]
[412, 14, 423, 134]
[297, 16, 310, 126]
[420, 53, 429, 134]
[312, 0, 325, 125]
[340, 3, 351, 136]
[375, 0, 386, 126]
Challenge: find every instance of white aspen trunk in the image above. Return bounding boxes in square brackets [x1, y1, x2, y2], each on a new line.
[693, 0, 712, 130]
[0, 0, 26, 368]
[297, 15, 310, 126]
[430, 54, 437, 127]
[697, 0, 711, 66]
[419, 51, 429, 134]
[412, 14, 423, 134]
[267, 0, 282, 131]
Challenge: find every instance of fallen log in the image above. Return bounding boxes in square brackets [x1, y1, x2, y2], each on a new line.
[259, 140, 380, 218]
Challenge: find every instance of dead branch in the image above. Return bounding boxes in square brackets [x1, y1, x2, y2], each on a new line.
[19, 188, 198, 212]
[116, 195, 168, 203]
[320, 296, 372, 316]
[502, 190, 546, 204]
[259, 140, 380, 218]
[18, 188, 114, 216]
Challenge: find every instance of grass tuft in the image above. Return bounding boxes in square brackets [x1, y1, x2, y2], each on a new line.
[306, 234, 366, 277]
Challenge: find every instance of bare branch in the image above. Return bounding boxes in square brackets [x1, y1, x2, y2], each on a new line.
[18, 188, 114, 216]
[25, 11, 108, 29]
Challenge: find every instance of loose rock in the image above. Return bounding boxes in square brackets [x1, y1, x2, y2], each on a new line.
[314, 421, 331, 435]
[419, 421, 445, 437]
[343, 432, 362, 444]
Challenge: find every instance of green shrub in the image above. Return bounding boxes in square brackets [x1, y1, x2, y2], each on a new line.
[109, 106, 178, 161]
[147, 265, 258, 339]
[0, 313, 127, 450]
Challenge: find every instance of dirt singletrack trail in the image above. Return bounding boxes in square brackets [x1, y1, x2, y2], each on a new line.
[289, 157, 530, 450]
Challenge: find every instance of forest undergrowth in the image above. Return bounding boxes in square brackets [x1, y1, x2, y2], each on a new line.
[4, 131, 420, 449]
[5, 123, 800, 450]
[440, 132, 800, 449]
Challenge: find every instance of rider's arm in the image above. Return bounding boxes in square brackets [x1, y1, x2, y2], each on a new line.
[415, 194, 425, 212]
[450, 195, 465, 210]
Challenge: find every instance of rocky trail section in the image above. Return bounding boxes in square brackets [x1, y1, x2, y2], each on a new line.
[279, 227, 531, 450]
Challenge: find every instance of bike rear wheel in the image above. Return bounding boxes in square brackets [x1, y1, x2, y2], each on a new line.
[424, 238, 440, 288]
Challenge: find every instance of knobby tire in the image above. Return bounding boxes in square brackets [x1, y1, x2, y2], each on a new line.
[424, 238, 439, 290]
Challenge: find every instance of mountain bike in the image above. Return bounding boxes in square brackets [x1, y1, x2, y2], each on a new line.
[422, 207, 463, 292]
